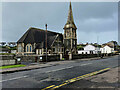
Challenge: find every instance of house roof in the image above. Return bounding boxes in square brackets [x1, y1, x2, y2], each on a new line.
[84, 44, 101, 48]
[104, 45, 114, 48]
[17, 27, 63, 49]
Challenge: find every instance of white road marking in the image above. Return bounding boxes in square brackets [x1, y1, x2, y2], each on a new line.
[45, 66, 74, 73]
[80, 63, 92, 66]
[0, 76, 28, 83]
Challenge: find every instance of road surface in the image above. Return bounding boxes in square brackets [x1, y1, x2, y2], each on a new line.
[1, 55, 119, 89]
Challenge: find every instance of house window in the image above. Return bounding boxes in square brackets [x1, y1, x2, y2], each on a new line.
[90, 51, 93, 54]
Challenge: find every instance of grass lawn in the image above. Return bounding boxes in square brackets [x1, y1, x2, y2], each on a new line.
[0, 53, 15, 55]
[0, 64, 26, 69]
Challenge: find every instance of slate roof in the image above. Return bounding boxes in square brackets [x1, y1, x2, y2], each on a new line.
[17, 27, 63, 49]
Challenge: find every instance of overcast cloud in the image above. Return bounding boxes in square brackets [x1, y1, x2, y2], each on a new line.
[2, 2, 118, 44]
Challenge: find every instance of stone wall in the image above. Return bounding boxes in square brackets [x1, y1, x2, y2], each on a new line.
[0, 53, 117, 66]
[18, 55, 60, 62]
[0, 55, 16, 66]
[72, 54, 99, 60]
[72, 53, 117, 60]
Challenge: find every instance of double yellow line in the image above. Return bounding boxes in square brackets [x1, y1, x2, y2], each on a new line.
[41, 68, 110, 90]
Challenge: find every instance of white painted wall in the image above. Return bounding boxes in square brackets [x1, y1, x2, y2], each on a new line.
[100, 45, 114, 54]
[11, 50, 16, 54]
[78, 50, 99, 54]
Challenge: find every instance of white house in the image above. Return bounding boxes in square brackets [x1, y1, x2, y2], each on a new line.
[100, 45, 114, 54]
[11, 50, 17, 54]
[78, 45, 101, 54]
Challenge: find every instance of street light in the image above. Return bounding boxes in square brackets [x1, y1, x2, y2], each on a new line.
[45, 24, 47, 62]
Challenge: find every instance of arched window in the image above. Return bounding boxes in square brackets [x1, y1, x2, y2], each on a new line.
[30, 46, 31, 52]
[27, 46, 29, 52]
[18, 44, 22, 52]
[26, 44, 32, 52]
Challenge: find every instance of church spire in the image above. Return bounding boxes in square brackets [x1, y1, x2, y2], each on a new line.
[64, 2, 77, 29]
[67, 1, 74, 23]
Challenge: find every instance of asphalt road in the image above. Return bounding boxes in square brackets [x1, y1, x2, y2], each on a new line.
[1, 55, 119, 89]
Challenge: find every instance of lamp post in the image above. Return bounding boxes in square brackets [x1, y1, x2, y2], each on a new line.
[45, 24, 47, 62]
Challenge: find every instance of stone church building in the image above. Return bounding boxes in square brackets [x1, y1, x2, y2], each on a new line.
[17, 2, 77, 55]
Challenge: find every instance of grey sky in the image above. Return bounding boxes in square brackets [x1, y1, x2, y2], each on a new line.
[2, 2, 118, 44]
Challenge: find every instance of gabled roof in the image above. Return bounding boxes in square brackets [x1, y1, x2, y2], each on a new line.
[104, 45, 114, 48]
[84, 44, 101, 48]
[17, 27, 63, 49]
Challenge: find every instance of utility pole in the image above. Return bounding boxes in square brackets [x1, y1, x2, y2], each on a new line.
[97, 35, 99, 57]
[45, 24, 47, 62]
[57, 34, 59, 60]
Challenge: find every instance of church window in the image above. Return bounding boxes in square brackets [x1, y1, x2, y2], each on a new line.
[62, 48, 64, 52]
[30, 46, 32, 52]
[39, 49, 42, 54]
[49, 50, 51, 54]
[18, 44, 22, 52]
[67, 41, 69, 46]
[74, 41, 75, 45]
[27, 46, 29, 52]
[53, 48, 55, 52]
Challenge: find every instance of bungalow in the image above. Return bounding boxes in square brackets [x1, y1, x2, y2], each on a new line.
[100, 45, 114, 54]
[78, 44, 101, 54]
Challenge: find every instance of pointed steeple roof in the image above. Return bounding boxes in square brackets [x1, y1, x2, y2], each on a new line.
[64, 2, 77, 29]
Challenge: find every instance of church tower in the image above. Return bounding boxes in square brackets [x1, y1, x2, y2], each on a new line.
[64, 2, 77, 54]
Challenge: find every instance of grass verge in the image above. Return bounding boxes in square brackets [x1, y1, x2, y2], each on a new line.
[0, 64, 26, 69]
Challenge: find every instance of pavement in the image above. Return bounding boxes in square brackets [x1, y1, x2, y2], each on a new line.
[0, 56, 114, 74]
[1, 55, 119, 89]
